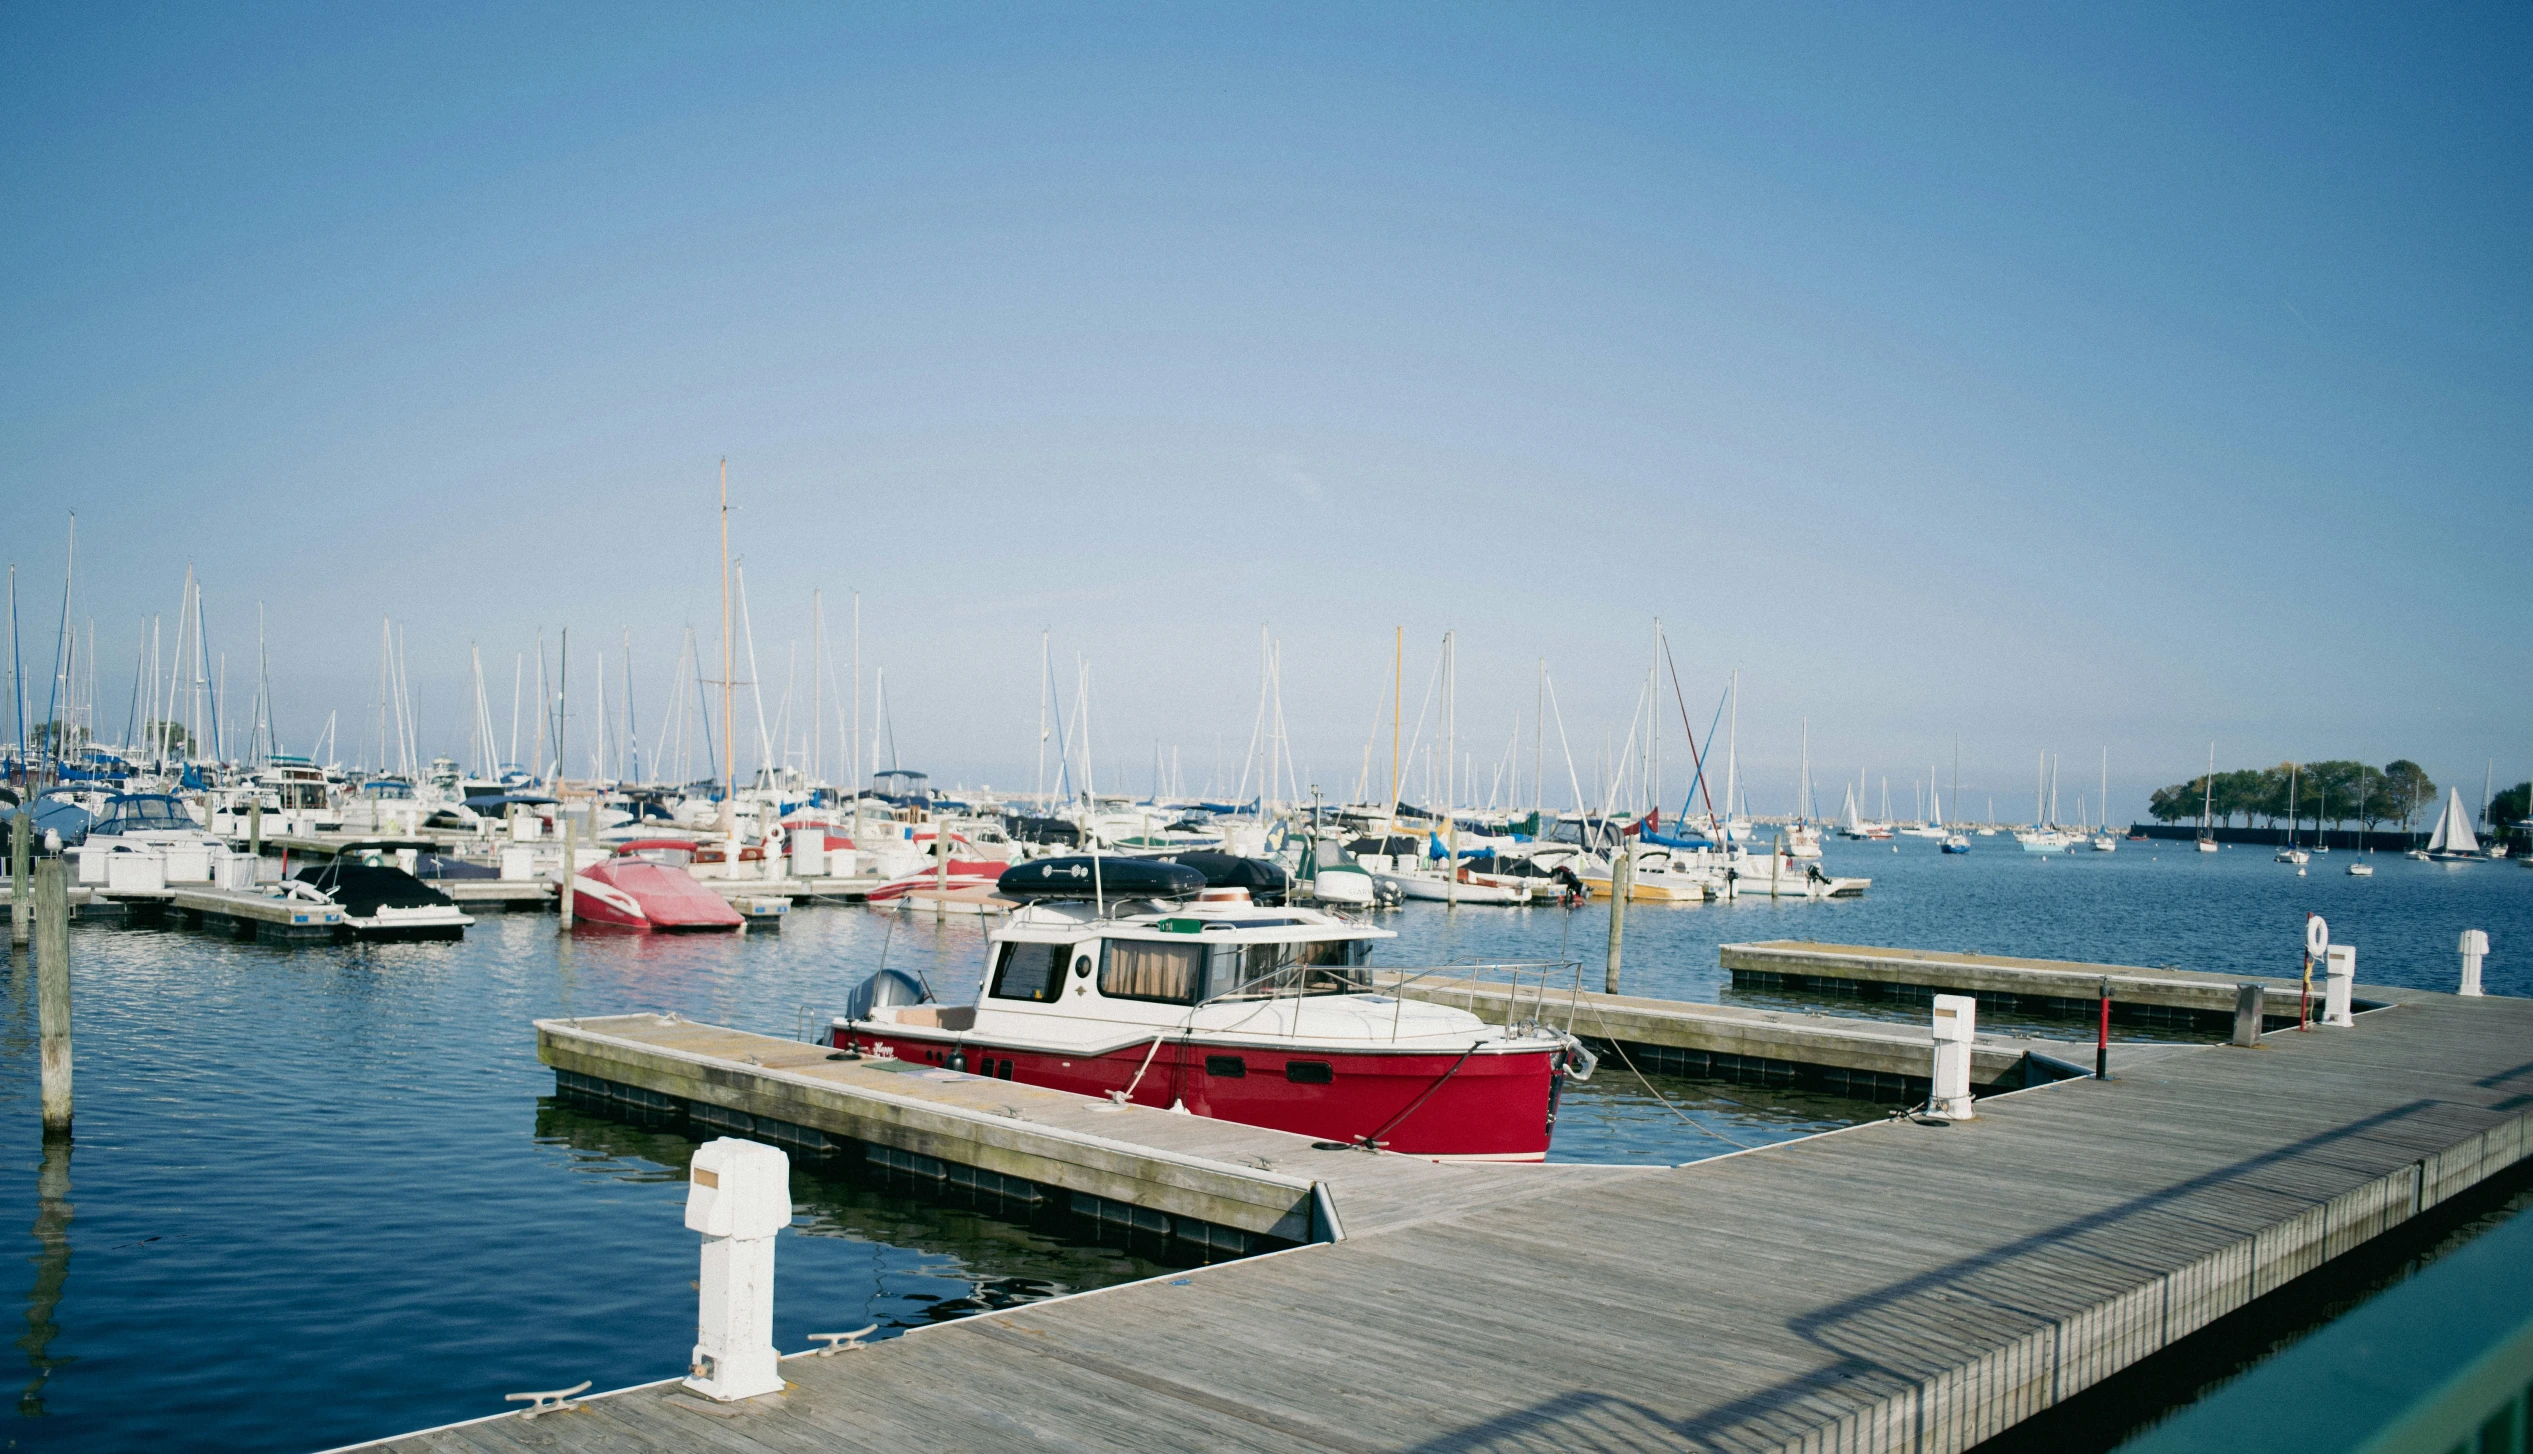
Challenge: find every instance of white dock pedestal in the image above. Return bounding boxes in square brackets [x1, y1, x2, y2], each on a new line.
[1930, 994, 1976, 1120]
[683, 1138, 791, 1401]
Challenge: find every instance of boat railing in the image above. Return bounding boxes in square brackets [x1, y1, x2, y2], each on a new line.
[1370, 959, 1585, 1040]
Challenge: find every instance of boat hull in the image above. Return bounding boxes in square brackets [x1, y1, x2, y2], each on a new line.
[834, 1024, 1562, 1160]
[571, 861, 745, 931]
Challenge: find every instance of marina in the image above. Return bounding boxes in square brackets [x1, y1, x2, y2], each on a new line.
[6, 9, 2530, 1449]
[0, 846, 2521, 1450]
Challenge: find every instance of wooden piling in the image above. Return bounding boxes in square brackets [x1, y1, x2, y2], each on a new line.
[1604, 844, 1632, 993]
[34, 859, 71, 1138]
[557, 808, 576, 929]
[248, 798, 262, 859]
[10, 811, 28, 946]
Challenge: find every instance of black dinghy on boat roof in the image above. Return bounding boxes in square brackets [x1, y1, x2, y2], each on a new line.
[995, 856, 1205, 902]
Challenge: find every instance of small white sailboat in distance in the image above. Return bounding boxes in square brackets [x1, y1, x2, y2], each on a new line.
[2425, 787, 2481, 863]
[2275, 764, 2310, 864]
[2090, 747, 2117, 851]
[2195, 742, 2219, 852]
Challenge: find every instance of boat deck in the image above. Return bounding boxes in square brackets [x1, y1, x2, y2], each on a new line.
[352, 970, 2533, 1454]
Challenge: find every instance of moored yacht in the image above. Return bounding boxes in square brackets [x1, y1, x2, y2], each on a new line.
[832, 884, 1590, 1161]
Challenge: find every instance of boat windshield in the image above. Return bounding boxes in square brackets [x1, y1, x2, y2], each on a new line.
[89, 795, 196, 834]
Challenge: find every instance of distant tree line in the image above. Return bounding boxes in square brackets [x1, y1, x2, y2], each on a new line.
[2145, 760, 2439, 832]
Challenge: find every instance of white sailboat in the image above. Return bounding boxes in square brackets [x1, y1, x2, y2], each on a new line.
[2275, 764, 2309, 864]
[2089, 747, 2116, 851]
[2425, 787, 2481, 863]
[2195, 743, 2219, 852]
[2016, 750, 2072, 852]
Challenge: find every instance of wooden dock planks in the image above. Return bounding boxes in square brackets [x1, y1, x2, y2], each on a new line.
[356, 978, 2533, 1454]
[1719, 939, 2417, 1024]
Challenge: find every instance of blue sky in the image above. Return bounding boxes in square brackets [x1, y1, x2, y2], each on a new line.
[5, 4, 2527, 817]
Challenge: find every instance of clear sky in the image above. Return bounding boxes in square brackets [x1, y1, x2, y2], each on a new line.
[5, 4, 2527, 819]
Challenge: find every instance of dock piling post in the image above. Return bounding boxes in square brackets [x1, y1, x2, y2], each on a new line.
[556, 809, 575, 929]
[2094, 978, 2111, 1080]
[2231, 983, 2265, 1046]
[2322, 945, 2355, 1027]
[248, 799, 262, 860]
[10, 811, 27, 946]
[2457, 929, 2487, 997]
[1604, 844, 1631, 993]
[1930, 993, 1975, 1119]
[683, 1137, 790, 1401]
[34, 859, 71, 1138]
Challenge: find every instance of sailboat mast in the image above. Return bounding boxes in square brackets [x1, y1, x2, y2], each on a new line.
[1388, 626, 1401, 828]
[1723, 669, 1738, 829]
[718, 459, 734, 799]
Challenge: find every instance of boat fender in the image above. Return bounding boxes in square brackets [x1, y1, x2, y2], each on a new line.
[948, 1048, 966, 1073]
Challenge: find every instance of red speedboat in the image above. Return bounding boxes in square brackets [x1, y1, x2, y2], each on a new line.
[832, 888, 1590, 1161]
[862, 860, 1010, 902]
[570, 845, 744, 932]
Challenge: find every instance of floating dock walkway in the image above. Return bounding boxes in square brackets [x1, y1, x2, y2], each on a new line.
[356, 960, 2532, 1454]
[1723, 939, 2388, 1031]
[1382, 973, 2190, 1102]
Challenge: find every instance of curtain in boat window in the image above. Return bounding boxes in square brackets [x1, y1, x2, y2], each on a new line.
[1101, 940, 1204, 1004]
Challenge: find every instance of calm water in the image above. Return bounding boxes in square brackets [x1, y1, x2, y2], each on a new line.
[0, 838, 2521, 1450]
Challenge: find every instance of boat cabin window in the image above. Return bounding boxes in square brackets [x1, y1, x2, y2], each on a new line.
[1207, 939, 1371, 1000]
[989, 941, 1066, 1004]
[1099, 939, 1206, 1005]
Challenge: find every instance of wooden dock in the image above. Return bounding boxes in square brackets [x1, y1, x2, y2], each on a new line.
[352, 970, 2533, 1454]
[440, 880, 555, 911]
[1381, 974, 2189, 1101]
[1722, 939, 2389, 1031]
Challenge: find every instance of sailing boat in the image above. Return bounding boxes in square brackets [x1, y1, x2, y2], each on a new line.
[2275, 764, 2309, 864]
[2424, 787, 2481, 863]
[2090, 747, 2116, 851]
[2348, 768, 2375, 875]
[1786, 720, 1823, 858]
[2483, 762, 2512, 861]
[2195, 743, 2219, 852]
[2017, 751, 2072, 852]
[1942, 736, 1970, 853]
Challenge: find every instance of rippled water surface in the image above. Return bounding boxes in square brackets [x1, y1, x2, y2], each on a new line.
[0, 838, 2519, 1449]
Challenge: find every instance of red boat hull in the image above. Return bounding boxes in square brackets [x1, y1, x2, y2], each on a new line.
[862, 862, 1009, 902]
[833, 1024, 1561, 1160]
[572, 861, 744, 932]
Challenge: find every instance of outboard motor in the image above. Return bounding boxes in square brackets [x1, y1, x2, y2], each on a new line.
[843, 967, 929, 1022]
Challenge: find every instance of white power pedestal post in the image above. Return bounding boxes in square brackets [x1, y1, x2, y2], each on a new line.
[684, 1138, 792, 1402]
[1930, 994, 1977, 1120]
[2322, 945, 2355, 1027]
[2459, 930, 2488, 997]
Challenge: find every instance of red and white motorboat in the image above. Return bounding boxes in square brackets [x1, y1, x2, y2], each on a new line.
[831, 888, 1590, 1161]
[861, 859, 1010, 902]
[570, 843, 745, 932]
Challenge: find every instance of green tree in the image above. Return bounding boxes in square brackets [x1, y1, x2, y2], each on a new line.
[142, 719, 197, 759]
[2491, 782, 2529, 838]
[29, 720, 88, 754]
[2305, 760, 2368, 830]
[2213, 769, 2267, 827]
[2147, 780, 2204, 823]
[2382, 760, 2435, 830]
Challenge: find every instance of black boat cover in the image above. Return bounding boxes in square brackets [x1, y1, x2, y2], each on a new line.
[1160, 851, 1292, 904]
[293, 863, 456, 917]
[996, 856, 1204, 901]
[1344, 834, 1427, 859]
